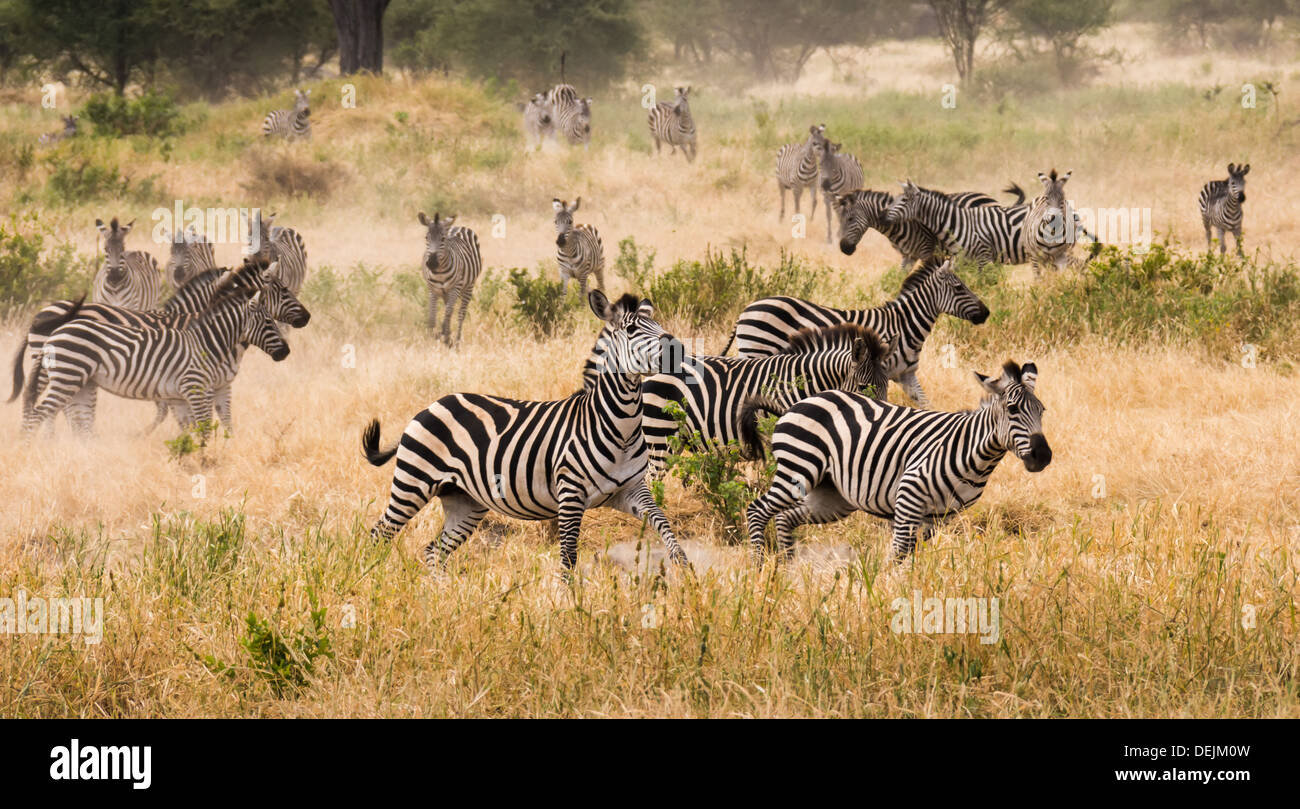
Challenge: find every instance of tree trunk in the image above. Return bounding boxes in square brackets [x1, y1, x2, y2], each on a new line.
[330, 0, 391, 75]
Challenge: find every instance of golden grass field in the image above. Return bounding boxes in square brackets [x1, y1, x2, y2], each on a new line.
[1, 23, 1298, 717]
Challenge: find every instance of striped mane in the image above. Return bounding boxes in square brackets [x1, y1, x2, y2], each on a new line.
[898, 257, 947, 295]
[781, 322, 886, 360]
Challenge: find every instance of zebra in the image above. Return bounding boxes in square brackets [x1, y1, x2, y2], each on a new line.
[39, 115, 78, 145]
[547, 84, 579, 110]
[647, 86, 696, 162]
[1022, 169, 1099, 278]
[818, 140, 863, 242]
[12, 259, 310, 436]
[245, 211, 308, 293]
[165, 227, 217, 289]
[740, 361, 1051, 563]
[553, 198, 605, 296]
[262, 88, 311, 140]
[1199, 162, 1249, 256]
[637, 324, 893, 479]
[556, 96, 593, 148]
[775, 124, 827, 223]
[886, 181, 1030, 267]
[418, 211, 482, 346]
[519, 92, 554, 151]
[361, 290, 689, 574]
[721, 259, 989, 407]
[22, 260, 297, 439]
[834, 184, 1025, 269]
[92, 218, 162, 310]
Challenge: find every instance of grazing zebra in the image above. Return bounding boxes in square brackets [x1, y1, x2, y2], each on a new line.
[1022, 169, 1098, 278]
[165, 227, 217, 289]
[245, 212, 308, 293]
[740, 361, 1051, 563]
[418, 211, 482, 346]
[818, 141, 864, 242]
[39, 115, 78, 145]
[886, 181, 1029, 267]
[775, 124, 827, 222]
[647, 86, 696, 162]
[22, 261, 297, 439]
[93, 218, 162, 310]
[13, 260, 310, 435]
[519, 93, 554, 151]
[262, 88, 311, 140]
[638, 324, 892, 478]
[834, 184, 1024, 269]
[1199, 162, 1250, 255]
[361, 290, 689, 574]
[553, 198, 605, 296]
[722, 259, 989, 407]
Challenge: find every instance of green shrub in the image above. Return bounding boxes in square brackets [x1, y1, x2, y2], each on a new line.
[507, 266, 581, 338]
[81, 90, 185, 138]
[201, 587, 334, 697]
[0, 213, 95, 310]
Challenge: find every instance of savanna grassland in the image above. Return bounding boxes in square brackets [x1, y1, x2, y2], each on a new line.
[1, 23, 1298, 717]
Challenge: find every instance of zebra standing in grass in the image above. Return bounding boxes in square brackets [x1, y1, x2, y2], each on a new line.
[740, 361, 1051, 563]
[553, 198, 605, 296]
[246, 212, 308, 293]
[722, 259, 989, 407]
[1022, 169, 1098, 278]
[519, 93, 554, 151]
[361, 290, 689, 574]
[886, 181, 1030, 267]
[22, 261, 298, 439]
[818, 141, 863, 242]
[93, 218, 162, 310]
[13, 260, 310, 435]
[647, 86, 696, 162]
[834, 185, 1024, 269]
[1199, 162, 1250, 256]
[39, 115, 77, 145]
[418, 211, 481, 346]
[165, 227, 217, 289]
[262, 88, 311, 140]
[775, 124, 826, 222]
[546, 84, 592, 148]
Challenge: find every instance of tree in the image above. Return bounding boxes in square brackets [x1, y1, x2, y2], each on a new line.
[24, 0, 170, 95]
[1008, 0, 1113, 81]
[710, 0, 880, 82]
[928, 0, 1007, 83]
[330, 0, 392, 75]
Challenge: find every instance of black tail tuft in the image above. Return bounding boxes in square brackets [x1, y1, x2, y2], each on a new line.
[7, 339, 25, 404]
[717, 326, 737, 356]
[11, 294, 84, 403]
[1004, 182, 1026, 206]
[362, 419, 399, 466]
[738, 396, 784, 461]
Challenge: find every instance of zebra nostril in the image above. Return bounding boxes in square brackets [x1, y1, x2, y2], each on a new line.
[970, 306, 989, 325]
[556, 234, 566, 247]
[839, 239, 856, 255]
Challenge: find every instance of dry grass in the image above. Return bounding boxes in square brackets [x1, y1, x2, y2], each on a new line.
[1, 24, 1298, 717]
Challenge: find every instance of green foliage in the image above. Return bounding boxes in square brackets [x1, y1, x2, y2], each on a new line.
[143, 510, 247, 601]
[165, 419, 220, 458]
[81, 90, 185, 137]
[300, 263, 425, 332]
[0, 212, 94, 309]
[237, 588, 334, 696]
[654, 400, 776, 545]
[507, 266, 581, 339]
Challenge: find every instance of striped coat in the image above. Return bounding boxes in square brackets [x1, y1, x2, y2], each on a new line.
[1199, 162, 1249, 255]
[818, 141, 863, 242]
[262, 89, 311, 140]
[553, 198, 605, 295]
[647, 86, 696, 162]
[834, 186, 1021, 269]
[887, 181, 1029, 266]
[775, 124, 826, 222]
[418, 212, 482, 345]
[92, 218, 161, 310]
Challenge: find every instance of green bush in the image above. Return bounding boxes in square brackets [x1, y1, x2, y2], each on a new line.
[0, 213, 95, 310]
[507, 266, 581, 339]
[81, 90, 185, 138]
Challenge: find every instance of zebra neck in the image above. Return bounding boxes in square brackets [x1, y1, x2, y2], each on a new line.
[879, 294, 938, 357]
[965, 408, 1010, 471]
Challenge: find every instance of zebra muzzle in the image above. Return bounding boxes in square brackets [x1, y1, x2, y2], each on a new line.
[839, 238, 857, 256]
[1022, 433, 1052, 472]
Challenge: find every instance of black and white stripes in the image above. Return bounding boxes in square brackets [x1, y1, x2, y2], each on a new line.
[418, 211, 482, 345]
[553, 197, 605, 296]
[887, 181, 1029, 267]
[1199, 162, 1249, 256]
[92, 218, 162, 311]
[775, 124, 826, 222]
[647, 86, 696, 162]
[262, 88, 311, 140]
[817, 141, 863, 242]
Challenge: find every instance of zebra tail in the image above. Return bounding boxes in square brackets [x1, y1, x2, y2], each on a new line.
[738, 395, 785, 461]
[362, 419, 400, 466]
[1004, 182, 1026, 206]
[717, 326, 737, 356]
[10, 294, 83, 403]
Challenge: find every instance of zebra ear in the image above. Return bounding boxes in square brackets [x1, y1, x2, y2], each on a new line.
[851, 337, 870, 365]
[1060, 170, 1072, 184]
[551, 199, 564, 213]
[883, 332, 899, 357]
[1241, 164, 1250, 175]
[974, 371, 1006, 395]
[1226, 162, 1236, 174]
[588, 288, 613, 321]
[121, 220, 135, 235]
[418, 211, 430, 226]
[443, 215, 456, 227]
[571, 197, 581, 213]
[1020, 362, 1038, 392]
[95, 218, 106, 231]
[637, 298, 654, 318]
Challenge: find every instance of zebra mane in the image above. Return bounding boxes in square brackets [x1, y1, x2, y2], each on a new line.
[781, 323, 886, 359]
[610, 292, 642, 313]
[203, 258, 271, 313]
[898, 257, 948, 295]
[1002, 360, 1023, 381]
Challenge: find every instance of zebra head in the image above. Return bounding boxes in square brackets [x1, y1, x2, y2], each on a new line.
[257, 267, 311, 328]
[552, 198, 580, 247]
[527, 93, 551, 124]
[166, 227, 202, 288]
[95, 217, 134, 287]
[293, 88, 311, 117]
[575, 98, 593, 143]
[246, 211, 276, 260]
[418, 211, 455, 270]
[1226, 162, 1249, 203]
[884, 180, 920, 224]
[808, 123, 827, 149]
[1034, 169, 1073, 242]
[62, 115, 78, 135]
[835, 190, 888, 255]
[587, 290, 674, 380]
[905, 259, 989, 325]
[245, 291, 291, 361]
[976, 361, 1051, 472]
[213, 259, 293, 360]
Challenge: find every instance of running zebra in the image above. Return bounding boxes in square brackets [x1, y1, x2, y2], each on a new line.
[22, 260, 298, 439]
[246, 212, 308, 293]
[519, 93, 554, 151]
[93, 218, 162, 310]
[553, 198, 605, 296]
[418, 211, 482, 346]
[1022, 169, 1097, 277]
[740, 361, 1051, 563]
[721, 259, 989, 407]
[775, 124, 827, 222]
[262, 89, 311, 140]
[165, 227, 217, 289]
[12, 260, 310, 435]
[638, 324, 892, 479]
[886, 181, 1029, 267]
[834, 184, 1024, 268]
[39, 115, 78, 145]
[1199, 162, 1249, 256]
[647, 86, 696, 162]
[361, 290, 689, 574]
[818, 141, 863, 242]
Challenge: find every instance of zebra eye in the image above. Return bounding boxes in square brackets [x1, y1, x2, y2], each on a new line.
[1007, 403, 1020, 415]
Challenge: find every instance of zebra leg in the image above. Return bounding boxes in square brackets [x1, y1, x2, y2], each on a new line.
[808, 183, 816, 220]
[23, 366, 88, 439]
[1217, 227, 1227, 255]
[213, 384, 233, 434]
[64, 382, 99, 437]
[779, 184, 787, 222]
[899, 370, 929, 408]
[454, 288, 471, 345]
[772, 482, 856, 561]
[421, 491, 489, 570]
[426, 286, 440, 330]
[142, 401, 173, 436]
[608, 480, 689, 567]
[1234, 228, 1244, 257]
[555, 491, 588, 574]
[889, 479, 934, 561]
[1203, 220, 1212, 252]
[824, 193, 834, 243]
[745, 476, 809, 564]
[440, 289, 455, 346]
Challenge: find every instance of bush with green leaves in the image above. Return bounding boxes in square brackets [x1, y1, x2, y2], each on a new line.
[0, 212, 95, 310]
[80, 90, 185, 138]
[201, 587, 334, 696]
[507, 266, 581, 339]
